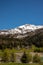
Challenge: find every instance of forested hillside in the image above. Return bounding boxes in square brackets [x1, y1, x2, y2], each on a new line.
[0, 28, 43, 49]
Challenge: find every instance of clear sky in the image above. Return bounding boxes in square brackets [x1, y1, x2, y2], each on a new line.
[0, 0, 43, 30]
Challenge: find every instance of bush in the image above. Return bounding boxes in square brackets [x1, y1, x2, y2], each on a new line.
[21, 52, 32, 63]
[2, 49, 10, 62]
[31, 45, 36, 52]
[10, 52, 15, 62]
[33, 53, 41, 63]
[40, 48, 43, 52]
[34, 47, 40, 52]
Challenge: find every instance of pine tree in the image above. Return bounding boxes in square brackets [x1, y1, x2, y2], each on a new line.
[21, 52, 32, 63]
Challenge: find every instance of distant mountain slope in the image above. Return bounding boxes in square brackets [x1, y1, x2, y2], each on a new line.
[0, 24, 43, 49]
[0, 24, 43, 38]
[23, 28, 43, 47]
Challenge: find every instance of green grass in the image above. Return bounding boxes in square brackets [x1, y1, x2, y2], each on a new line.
[0, 63, 42, 65]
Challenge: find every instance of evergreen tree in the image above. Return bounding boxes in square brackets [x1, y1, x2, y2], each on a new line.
[21, 52, 32, 63]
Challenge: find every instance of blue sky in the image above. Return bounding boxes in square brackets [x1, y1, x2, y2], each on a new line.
[0, 0, 43, 29]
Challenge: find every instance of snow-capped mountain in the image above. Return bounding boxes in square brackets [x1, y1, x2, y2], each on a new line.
[9, 24, 43, 34]
[0, 24, 43, 35]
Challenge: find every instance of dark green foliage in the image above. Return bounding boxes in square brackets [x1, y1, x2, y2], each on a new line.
[21, 52, 28, 63]
[21, 52, 32, 63]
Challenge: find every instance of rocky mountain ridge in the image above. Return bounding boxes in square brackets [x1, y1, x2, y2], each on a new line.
[0, 24, 43, 38]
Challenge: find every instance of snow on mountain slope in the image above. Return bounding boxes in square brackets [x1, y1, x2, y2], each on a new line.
[0, 24, 43, 35]
[8, 24, 43, 34]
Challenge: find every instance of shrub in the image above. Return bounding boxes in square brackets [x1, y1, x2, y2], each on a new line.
[40, 48, 43, 52]
[34, 47, 40, 52]
[33, 53, 41, 63]
[10, 51, 16, 62]
[2, 49, 10, 62]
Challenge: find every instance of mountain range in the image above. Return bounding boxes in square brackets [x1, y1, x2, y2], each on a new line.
[0, 24, 43, 49]
[0, 24, 43, 38]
